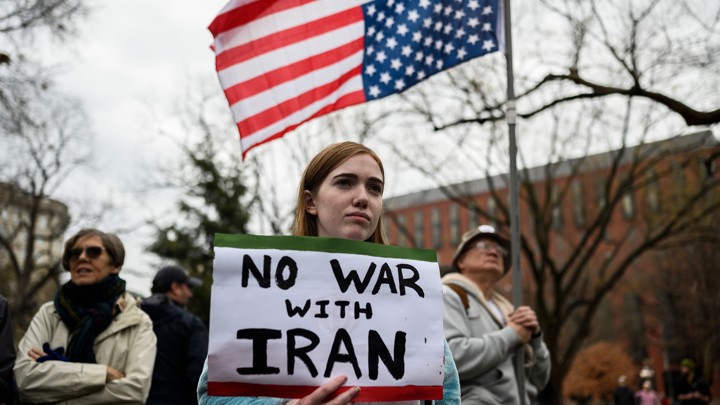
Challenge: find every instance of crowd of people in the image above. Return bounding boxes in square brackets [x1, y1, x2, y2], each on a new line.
[0, 142, 713, 404]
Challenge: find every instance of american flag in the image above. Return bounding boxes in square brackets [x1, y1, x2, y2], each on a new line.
[209, 0, 503, 157]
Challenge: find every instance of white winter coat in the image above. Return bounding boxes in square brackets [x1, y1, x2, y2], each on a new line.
[14, 293, 156, 404]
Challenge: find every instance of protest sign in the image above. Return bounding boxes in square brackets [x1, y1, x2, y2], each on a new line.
[207, 233, 445, 402]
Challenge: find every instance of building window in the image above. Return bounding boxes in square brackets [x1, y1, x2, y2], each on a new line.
[671, 162, 686, 205]
[595, 178, 607, 210]
[487, 198, 497, 228]
[552, 188, 564, 230]
[621, 175, 634, 220]
[647, 172, 660, 213]
[396, 214, 407, 247]
[468, 204, 478, 231]
[571, 180, 586, 228]
[414, 210, 424, 248]
[449, 204, 460, 245]
[431, 207, 442, 248]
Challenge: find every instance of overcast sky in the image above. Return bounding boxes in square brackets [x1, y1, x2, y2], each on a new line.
[50, 0, 233, 294]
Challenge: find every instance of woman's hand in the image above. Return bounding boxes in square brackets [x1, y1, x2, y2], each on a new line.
[287, 375, 360, 405]
[28, 347, 46, 361]
[106, 366, 125, 382]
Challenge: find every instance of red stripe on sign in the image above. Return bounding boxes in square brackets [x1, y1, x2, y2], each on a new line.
[208, 381, 443, 402]
[216, 7, 364, 71]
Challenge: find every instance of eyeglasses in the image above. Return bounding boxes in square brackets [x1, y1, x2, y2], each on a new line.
[67, 246, 105, 262]
[474, 241, 508, 257]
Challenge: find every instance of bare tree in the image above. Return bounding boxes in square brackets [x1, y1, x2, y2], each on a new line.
[1, 0, 90, 130]
[302, 1, 720, 403]
[0, 91, 92, 337]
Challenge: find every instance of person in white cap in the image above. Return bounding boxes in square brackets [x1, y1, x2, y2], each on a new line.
[442, 225, 550, 404]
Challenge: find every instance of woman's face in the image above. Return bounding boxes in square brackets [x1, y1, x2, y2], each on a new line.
[68, 235, 120, 285]
[305, 154, 384, 241]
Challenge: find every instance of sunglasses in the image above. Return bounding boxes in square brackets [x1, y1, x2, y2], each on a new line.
[474, 241, 508, 257]
[67, 246, 105, 262]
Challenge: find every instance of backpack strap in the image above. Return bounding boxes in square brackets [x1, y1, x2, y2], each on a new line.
[445, 283, 470, 313]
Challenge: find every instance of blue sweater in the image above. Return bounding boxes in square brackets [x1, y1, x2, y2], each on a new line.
[197, 340, 461, 404]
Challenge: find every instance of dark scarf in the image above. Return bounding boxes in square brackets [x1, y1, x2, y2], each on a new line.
[54, 273, 126, 363]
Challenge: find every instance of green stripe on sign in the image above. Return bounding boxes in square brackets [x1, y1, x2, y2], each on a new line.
[214, 233, 437, 263]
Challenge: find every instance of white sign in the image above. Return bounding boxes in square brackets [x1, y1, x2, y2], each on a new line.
[207, 234, 445, 402]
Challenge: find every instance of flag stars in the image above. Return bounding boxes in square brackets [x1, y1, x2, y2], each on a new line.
[468, 34, 479, 44]
[468, 0, 480, 10]
[456, 27, 466, 38]
[369, 86, 381, 98]
[401, 45, 412, 57]
[457, 47, 467, 59]
[380, 72, 391, 84]
[376, 50, 388, 63]
[482, 6, 493, 15]
[424, 37, 433, 47]
[408, 10, 420, 22]
[454, 10, 465, 20]
[417, 70, 426, 80]
[397, 23, 409, 36]
[386, 37, 398, 49]
[405, 65, 415, 76]
[366, 45, 375, 55]
[468, 17, 479, 28]
[366, 64, 377, 76]
[368, 26, 376, 37]
[434, 21, 443, 31]
[391, 58, 402, 70]
[444, 42, 455, 54]
[423, 18, 432, 28]
[412, 31, 422, 42]
[433, 4, 442, 13]
[415, 50, 424, 61]
[444, 5, 453, 16]
[482, 39, 495, 51]
[435, 39, 444, 50]
[444, 23, 453, 34]
[385, 16, 395, 28]
[436, 60, 443, 70]
[482, 22, 492, 32]
[419, 0, 430, 8]
[376, 31, 385, 42]
[378, 11, 386, 21]
[394, 79, 406, 90]
[367, 4, 376, 15]
[395, 3, 405, 14]
[425, 54, 434, 66]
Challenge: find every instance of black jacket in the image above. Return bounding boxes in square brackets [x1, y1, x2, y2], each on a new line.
[141, 294, 208, 405]
[0, 295, 16, 404]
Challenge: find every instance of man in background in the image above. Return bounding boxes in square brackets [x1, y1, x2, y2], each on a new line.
[141, 266, 208, 405]
[0, 294, 16, 404]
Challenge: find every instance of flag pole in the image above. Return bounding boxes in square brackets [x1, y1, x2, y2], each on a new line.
[502, 0, 526, 403]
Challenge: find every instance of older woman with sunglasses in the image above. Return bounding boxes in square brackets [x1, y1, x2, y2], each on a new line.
[14, 228, 156, 404]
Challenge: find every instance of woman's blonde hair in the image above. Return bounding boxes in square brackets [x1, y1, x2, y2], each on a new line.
[292, 141, 388, 244]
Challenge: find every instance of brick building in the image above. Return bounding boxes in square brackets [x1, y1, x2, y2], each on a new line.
[383, 131, 720, 399]
[0, 181, 70, 339]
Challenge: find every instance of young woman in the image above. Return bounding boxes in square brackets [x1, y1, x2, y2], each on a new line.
[14, 228, 156, 404]
[198, 141, 460, 404]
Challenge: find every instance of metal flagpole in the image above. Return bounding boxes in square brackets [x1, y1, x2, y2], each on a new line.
[502, 0, 526, 403]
